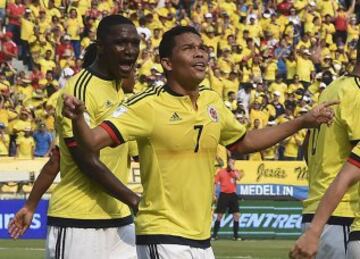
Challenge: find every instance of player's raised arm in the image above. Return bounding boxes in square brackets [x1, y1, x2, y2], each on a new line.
[62, 94, 140, 211]
[289, 161, 360, 259]
[230, 100, 338, 154]
[62, 94, 114, 152]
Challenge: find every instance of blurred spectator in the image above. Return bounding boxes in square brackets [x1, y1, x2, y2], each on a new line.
[0, 122, 9, 156]
[15, 126, 34, 159]
[6, 0, 25, 46]
[0, 32, 18, 63]
[0, 0, 357, 165]
[33, 122, 52, 157]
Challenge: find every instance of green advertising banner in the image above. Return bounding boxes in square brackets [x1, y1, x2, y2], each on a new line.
[213, 200, 303, 239]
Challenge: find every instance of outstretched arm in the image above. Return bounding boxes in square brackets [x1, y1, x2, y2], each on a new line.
[230, 101, 338, 154]
[8, 148, 60, 239]
[289, 161, 360, 259]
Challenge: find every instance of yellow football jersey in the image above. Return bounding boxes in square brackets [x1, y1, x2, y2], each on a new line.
[303, 75, 360, 220]
[48, 68, 133, 227]
[349, 144, 360, 232]
[101, 85, 246, 245]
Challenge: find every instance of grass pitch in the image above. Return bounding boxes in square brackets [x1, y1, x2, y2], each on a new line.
[0, 239, 293, 259]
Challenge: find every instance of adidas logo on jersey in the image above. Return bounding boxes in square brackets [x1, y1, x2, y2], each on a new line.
[170, 112, 182, 121]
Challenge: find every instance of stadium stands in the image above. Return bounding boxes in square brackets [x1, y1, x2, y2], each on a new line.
[0, 0, 359, 194]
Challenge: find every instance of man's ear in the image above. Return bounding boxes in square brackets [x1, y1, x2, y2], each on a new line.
[160, 57, 172, 73]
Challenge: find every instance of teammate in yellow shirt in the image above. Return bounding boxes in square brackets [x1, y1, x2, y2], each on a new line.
[63, 26, 337, 259]
[9, 15, 140, 259]
[290, 66, 360, 258]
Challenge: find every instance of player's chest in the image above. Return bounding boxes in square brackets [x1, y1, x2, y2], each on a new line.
[151, 103, 222, 152]
[91, 90, 124, 124]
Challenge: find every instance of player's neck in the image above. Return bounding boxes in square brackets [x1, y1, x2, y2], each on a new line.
[89, 59, 113, 80]
[167, 79, 200, 109]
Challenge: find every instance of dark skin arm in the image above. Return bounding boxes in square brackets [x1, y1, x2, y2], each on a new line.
[69, 145, 140, 213]
[8, 149, 60, 239]
[62, 95, 338, 155]
[289, 162, 360, 259]
[232, 102, 336, 154]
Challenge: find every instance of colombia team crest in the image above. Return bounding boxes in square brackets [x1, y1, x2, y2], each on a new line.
[208, 105, 219, 122]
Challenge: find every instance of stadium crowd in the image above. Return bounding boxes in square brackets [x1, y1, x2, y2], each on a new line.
[0, 0, 359, 161]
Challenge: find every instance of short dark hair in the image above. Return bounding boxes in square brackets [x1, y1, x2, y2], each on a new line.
[97, 15, 134, 42]
[159, 26, 200, 59]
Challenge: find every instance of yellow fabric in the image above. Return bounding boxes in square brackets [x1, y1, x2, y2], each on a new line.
[13, 119, 32, 133]
[283, 134, 300, 158]
[262, 144, 278, 160]
[286, 59, 297, 80]
[249, 109, 268, 129]
[0, 133, 9, 156]
[264, 61, 277, 81]
[48, 69, 131, 220]
[105, 86, 246, 240]
[38, 58, 56, 75]
[20, 18, 34, 42]
[296, 57, 314, 83]
[303, 76, 360, 218]
[16, 136, 34, 159]
[65, 17, 82, 41]
[222, 78, 239, 98]
[209, 71, 225, 98]
[269, 82, 287, 104]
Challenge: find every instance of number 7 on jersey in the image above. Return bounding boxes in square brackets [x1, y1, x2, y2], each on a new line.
[194, 125, 203, 153]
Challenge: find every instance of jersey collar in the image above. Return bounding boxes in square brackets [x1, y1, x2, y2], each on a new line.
[163, 84, 184, 97]
[86, 67, 113, 81]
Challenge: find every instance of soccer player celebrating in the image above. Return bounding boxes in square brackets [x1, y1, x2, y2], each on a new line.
[62, 26, 336, 258]
[290, 46, 360, 259]
[9, 15, 141, 259]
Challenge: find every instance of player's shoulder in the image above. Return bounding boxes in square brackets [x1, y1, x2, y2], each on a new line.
[325, 75, 360, 97]
[62, 69, 89, 93]
[125, 85, 163, 107]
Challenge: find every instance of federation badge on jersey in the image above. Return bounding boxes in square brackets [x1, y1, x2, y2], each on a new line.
[208, 105, 219, 122]
[112, 105, 128, 118]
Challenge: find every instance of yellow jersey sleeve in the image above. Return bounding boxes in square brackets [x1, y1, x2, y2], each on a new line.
[101, 100, 154, 145]
[339, 88, 360, 142]
[219, 101, 247, 148]
[56, 87, 74, 139]
[349, 144, 360, 168]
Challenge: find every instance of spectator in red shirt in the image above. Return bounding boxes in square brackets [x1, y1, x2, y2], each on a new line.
[277, 0, 293, 16]
[85, 0, 101, 19]
[55, 35, 74, 62]
[212, 159, 244, 241]
[0, 32, 18, 63]
[6, 0, 25, 46]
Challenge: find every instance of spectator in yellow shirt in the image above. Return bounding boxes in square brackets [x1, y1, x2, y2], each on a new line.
[65, 8, 83, 58]
[296, 49, 315, 88]
[0, 122, 9, 156]
[16, 127, 34, 159]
